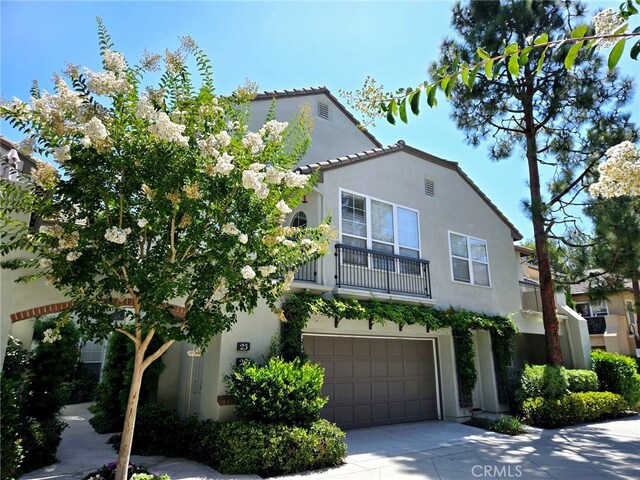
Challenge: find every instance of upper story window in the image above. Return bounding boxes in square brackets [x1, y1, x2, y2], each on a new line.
[290, 211, 307, 228]
[340, 190, 420, 265]
[449, 232, 490, 286]
[575, 301, 609, 318]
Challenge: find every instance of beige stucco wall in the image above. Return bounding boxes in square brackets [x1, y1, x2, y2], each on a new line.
[311, 151, 521, 316]
[249, 93, 378, 167]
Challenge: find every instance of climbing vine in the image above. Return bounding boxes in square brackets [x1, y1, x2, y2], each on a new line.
[282, 293, 517, 408]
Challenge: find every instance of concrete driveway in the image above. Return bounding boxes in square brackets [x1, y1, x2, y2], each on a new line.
[20, 404, 640, 480]
[276, 417, 640, 480]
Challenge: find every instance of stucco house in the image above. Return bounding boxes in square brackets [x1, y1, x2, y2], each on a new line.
[571, 278, 639, 357]
[1, 87, 592, 428]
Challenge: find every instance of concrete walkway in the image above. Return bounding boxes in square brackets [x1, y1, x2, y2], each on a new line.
[20, 403, 258, 480]
[20, 403, 640, 480]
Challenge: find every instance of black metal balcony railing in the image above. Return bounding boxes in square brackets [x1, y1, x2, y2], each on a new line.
[334, 243, 431, 298]
[519, 281, 542, 312]
[586, 316, 607, 335]
[294, 260, 317, 283]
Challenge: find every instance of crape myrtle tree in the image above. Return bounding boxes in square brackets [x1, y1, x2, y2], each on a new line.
[344, 0, 637, 365]
[0, 21, 333, 480]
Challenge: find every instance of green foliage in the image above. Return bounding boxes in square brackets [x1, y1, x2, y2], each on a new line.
[522, 392, 627, 428]
[60, 363, 98, 404]
[489, 415, 525, 435]
[516, 364, 568, 403]
[215, 419, 346, 476]
[1, 375, 24, 480]
[282, 293, 517, 408]
[592, 350, 640, 408]
[83, 461, 169, 480]
[0, 321, 79, 475]
[122, 403, 345, 476]
[225, 357, 327, 425]
[565, 369, 599, 393]
[90, 330, 165, 433]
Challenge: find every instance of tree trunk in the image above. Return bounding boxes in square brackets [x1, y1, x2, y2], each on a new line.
[632, 278, 640, 348]
[522, 88, 563, 366]
[115, 344, 146, 480]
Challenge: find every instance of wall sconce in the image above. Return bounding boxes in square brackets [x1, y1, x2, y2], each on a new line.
[302, 195, 308, 204]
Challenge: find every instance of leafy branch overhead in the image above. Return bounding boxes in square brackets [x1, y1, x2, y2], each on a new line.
[342, 2, 639, 127]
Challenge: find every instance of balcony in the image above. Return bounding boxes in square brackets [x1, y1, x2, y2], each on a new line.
[519, 281, 542, 311]
[334, 243, 431, 298]
[586, 316, 607, 335]
[294, 260, 317, 283]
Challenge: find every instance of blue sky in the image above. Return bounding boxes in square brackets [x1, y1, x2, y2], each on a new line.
[1, 0, 637, 240]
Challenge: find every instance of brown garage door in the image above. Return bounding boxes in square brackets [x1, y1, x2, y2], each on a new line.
[304, 335, 439, 429]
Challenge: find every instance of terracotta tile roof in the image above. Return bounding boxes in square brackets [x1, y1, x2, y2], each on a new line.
[253, 86, 382, 148]
[296, 140, 523, 241]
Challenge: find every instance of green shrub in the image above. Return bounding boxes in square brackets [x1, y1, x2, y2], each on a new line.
[1, 376, 24, 480]
[516, 364, 568, 403]
[216, 419, 346, 476]
[90, 329, 165, 434]
[83, 461, 169, 480]
[489, 415, 524, 435]
[225, 357, 327, 426]
[565, 369, 599, 393]
[592, 350, 640, 408]
[522, 391, 627, 428]
[20, 418, 68, 472]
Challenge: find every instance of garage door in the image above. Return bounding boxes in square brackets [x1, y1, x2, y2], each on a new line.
[304, 335, 439, 429]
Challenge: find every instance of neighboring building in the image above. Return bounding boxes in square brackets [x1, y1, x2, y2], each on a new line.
[1, 87, 593, 428]
[571, 278, 638, 357]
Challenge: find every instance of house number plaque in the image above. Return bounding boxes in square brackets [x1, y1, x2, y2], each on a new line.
[237, 342, 250, 351]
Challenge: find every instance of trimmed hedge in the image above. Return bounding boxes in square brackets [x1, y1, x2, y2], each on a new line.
[129, 403, 347, 476]
[225, 357, 327, 425]
[565, 369, 599, 393]
[591, 350, 640, 409]
[215, 419, 346, 476]
[516, 364, 568, 403]
[522, 392, 627, 428]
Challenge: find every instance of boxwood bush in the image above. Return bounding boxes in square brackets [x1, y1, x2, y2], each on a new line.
[565, 369, 599, 393]
[591, 350, 640, 409]
[215, 419, 346, 476]
[225, 357, 327, 425]
[521, 391, 627, 428]
[516, 364, 568, 404]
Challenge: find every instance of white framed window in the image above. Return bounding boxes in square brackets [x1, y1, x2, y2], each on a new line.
[290, 211, 307, 228]
[339, 189, 420, 268]
[448, 231, 490, 286]
[625, 299, 636, 325]
[575, 301, 609, 317]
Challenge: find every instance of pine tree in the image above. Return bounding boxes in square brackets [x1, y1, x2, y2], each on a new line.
[434, 0, 635, 364]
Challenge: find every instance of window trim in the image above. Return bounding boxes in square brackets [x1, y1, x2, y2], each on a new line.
[338, 188, 421, 259]
[447, 230, 492, 288]
[575, 301, 609, 317]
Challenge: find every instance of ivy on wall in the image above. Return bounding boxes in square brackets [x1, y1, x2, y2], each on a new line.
[281, 293, 517, 408]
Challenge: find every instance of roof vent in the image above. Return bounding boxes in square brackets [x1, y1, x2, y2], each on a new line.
[425, 178, 435, 197]
[317, 101, 329, 120]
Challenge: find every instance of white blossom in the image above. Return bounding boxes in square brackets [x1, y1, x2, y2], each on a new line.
[275, 200, 292, 214]
[589, 141, 640, 198]
[32, 161, 59, 190]
[211, 152, 234, 176]
[43, 328, 61, 343]
[255, 184, 269, 199]
[259, 120, 288, 142]
[238, 234, 248, 244]
[39, 258, 52, 268]
[242, 169, 266, 191]
[222, 222, 241, 235]
[283, 239, 296, 248]
[138, 218, 148, 228]
[242, 132, 264, 154]
[103, 50, 127, 74]
[81, 117, 109, 147]
[59, 231, 79, 249]
[66, 251, 82, 261]
[53, 144, 71, 164]
[84, 68, 129, 96]
[258, 265, 277, 277]
[283, 171, 309, 188]
[216, 130, 231, 147]
[148, 112, 188, 147]
[197, 135, 220, 158]
[241, 265, 256, 280]
[187, 348, 202, 357]
[593, 8, 625, 47]
[136, 95, 156, 121]
[40, 225, 64, 238]
[104, 226, 130, 244]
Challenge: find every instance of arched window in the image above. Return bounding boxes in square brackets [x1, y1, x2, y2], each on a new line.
[290, 211, 307, 228]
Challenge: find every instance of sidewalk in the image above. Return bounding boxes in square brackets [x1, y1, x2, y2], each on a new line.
[20, 403, 258, 480]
